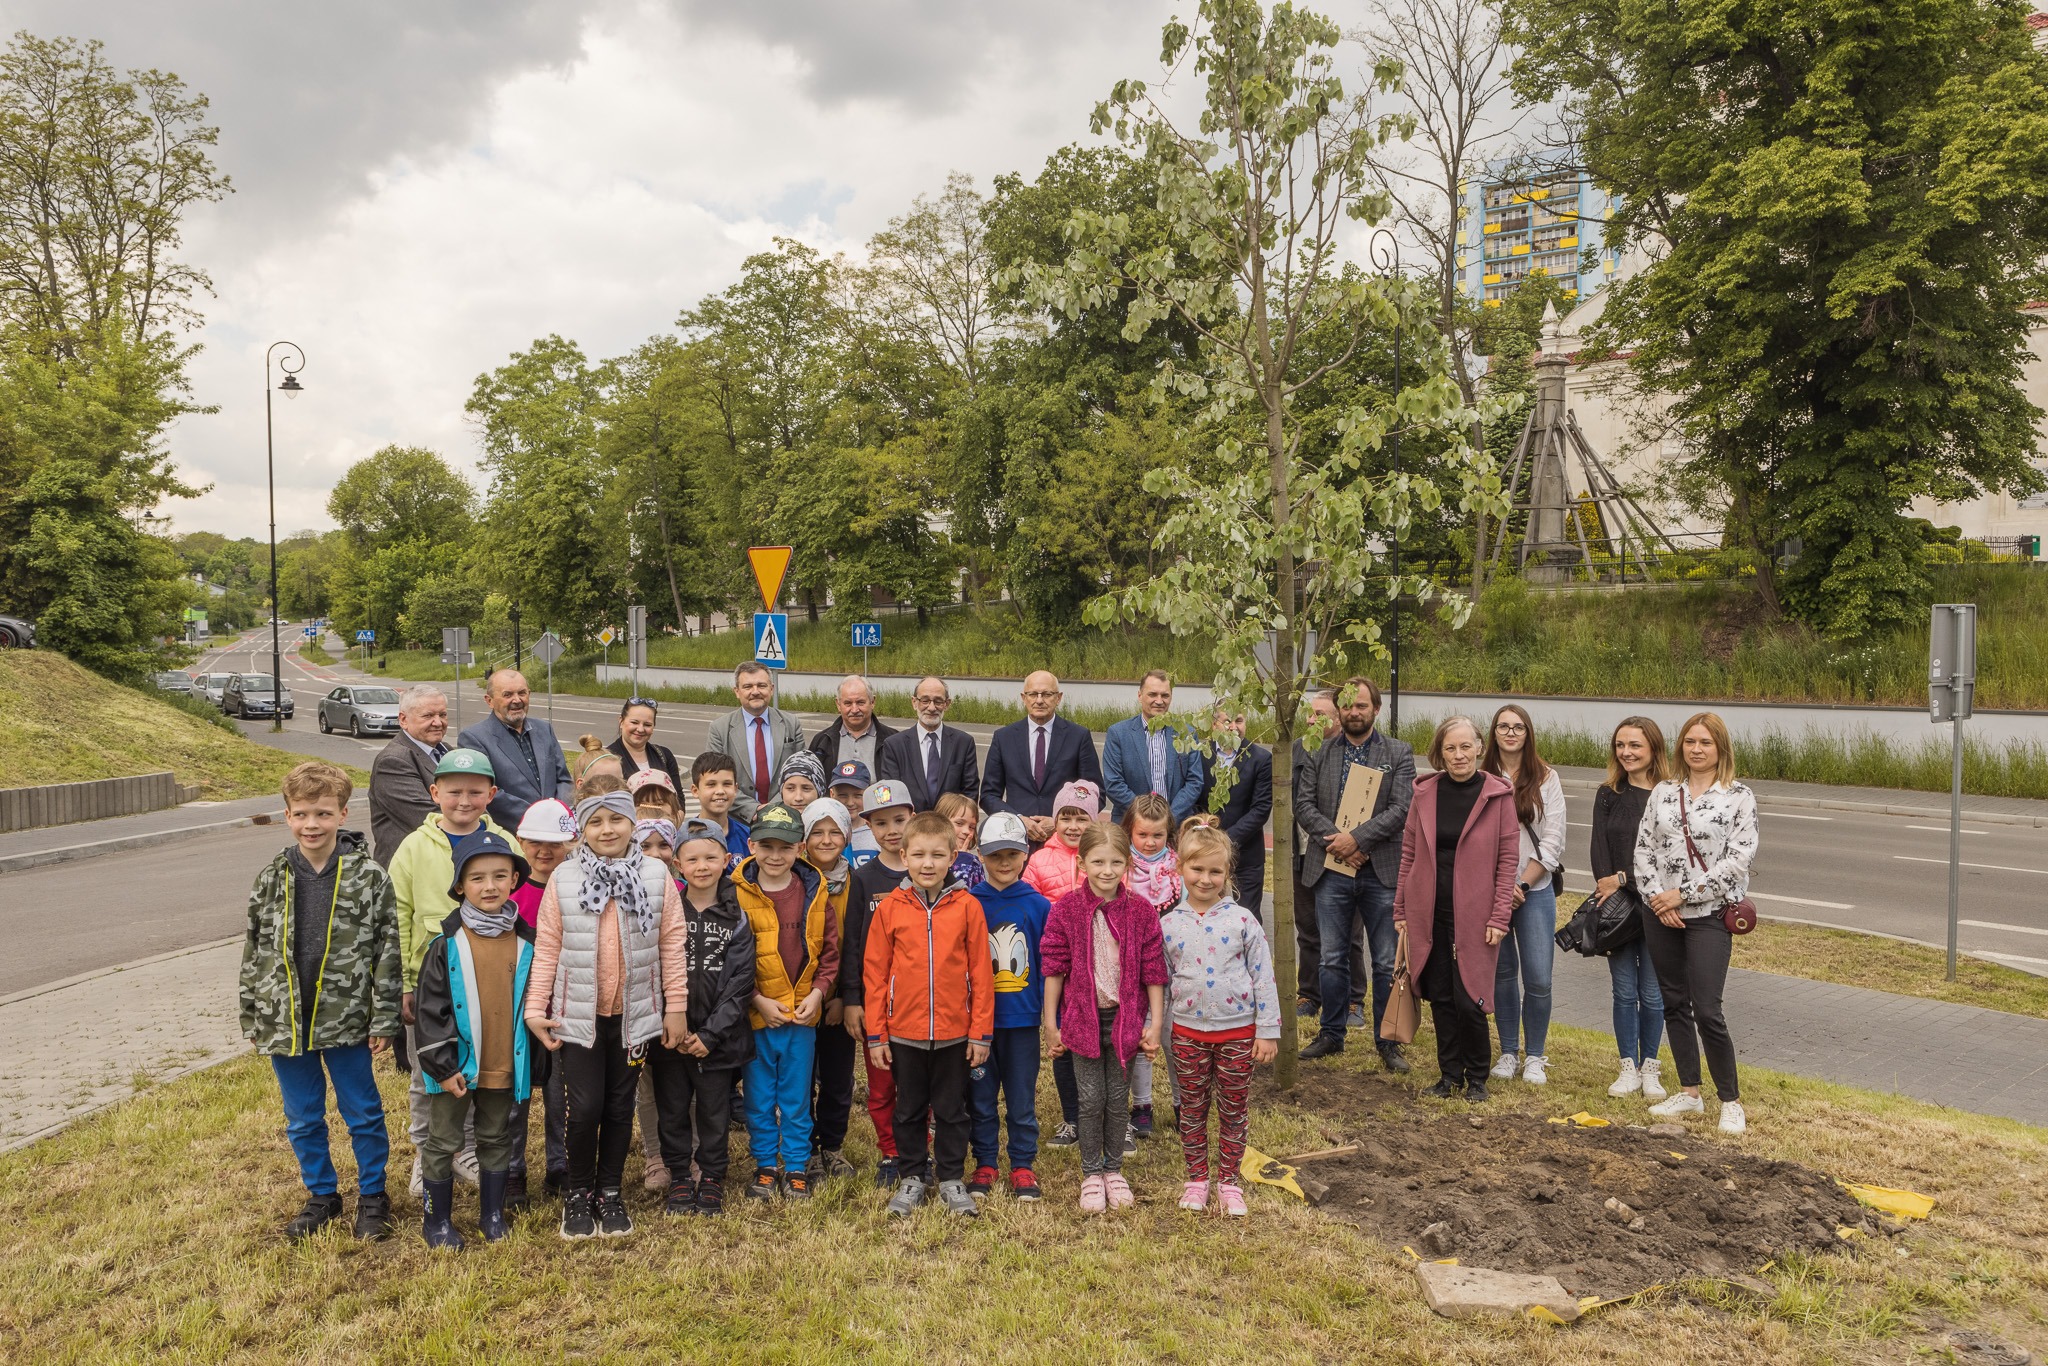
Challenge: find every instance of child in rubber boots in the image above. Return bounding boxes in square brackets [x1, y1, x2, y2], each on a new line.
[525, 791, 689, 1240]
[414, 831, 539, 1248]
[1040, 821, 1166, 1213]
[965, 811, 1050, 1203]
[240, 761, 402, 1243]
[734, 802, 839, 1202]
[1161, 825, 1280, 1217]
[648, 818, 757, 1217]
[865, 811, 994, 1218]
[509, 797, 576, 1205]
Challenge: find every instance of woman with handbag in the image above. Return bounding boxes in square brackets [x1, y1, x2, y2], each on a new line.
[1481, 704, 1567, 1086]
[1591, 717, 1668, 1101]
[1633, 711, 1760, 1134]
[1393, 717, 1520, 1102]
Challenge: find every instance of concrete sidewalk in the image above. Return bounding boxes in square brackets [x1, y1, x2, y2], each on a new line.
[0, 794, 284, 875]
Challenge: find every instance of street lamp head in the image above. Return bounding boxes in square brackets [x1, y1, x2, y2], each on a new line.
[278, 374, 304, 399]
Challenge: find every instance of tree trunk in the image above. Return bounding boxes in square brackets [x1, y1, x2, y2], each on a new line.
[1268, 731, 1299, 1090]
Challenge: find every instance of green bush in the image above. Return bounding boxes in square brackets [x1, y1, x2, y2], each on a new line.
[139, 684, 241, 736]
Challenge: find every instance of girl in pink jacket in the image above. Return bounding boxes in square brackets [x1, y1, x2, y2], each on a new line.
[1023, 780, 1103, 904]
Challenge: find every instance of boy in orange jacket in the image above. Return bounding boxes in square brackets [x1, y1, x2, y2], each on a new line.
[864, 810, 993, 1218]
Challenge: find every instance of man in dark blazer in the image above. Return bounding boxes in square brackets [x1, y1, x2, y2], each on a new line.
[806, 674, 897, 775]
[456, 669, 574, 832]
[980, 671, 1103, 844]
[877, 675, 978, 811]
[705, 660, 806, 822]
[1198, 709, 1272, 912]
[1295, 676, 1415, 1069]
[369, 684, 450, 866]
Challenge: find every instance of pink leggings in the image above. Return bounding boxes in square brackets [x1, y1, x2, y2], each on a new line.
[1171, 1032, 1255, 1184]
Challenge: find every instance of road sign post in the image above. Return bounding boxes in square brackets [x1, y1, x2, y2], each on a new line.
[754, 612, 789, 670]
[533, 630, 565, 729]
[626, 605, 647, 697]
[851, 621, 881, 677]
[442, 627, 471, 736]
[748, 546, 793, 704]
[597, 624, 615, 672]
[1929, 603, 1977, 981]
[355, 628, 376, 677]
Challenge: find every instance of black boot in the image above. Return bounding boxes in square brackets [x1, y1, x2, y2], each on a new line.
[421, 1177, 465, 1250]
[1377, 1043, 1411, 1075]
[1300, 1033, 1346, 1061]
[285, 1193, 344, 1242]
[352, 1191, 394, 1241]
[477, 1169, 511, 1243]
[503, 1170, 531, 1213]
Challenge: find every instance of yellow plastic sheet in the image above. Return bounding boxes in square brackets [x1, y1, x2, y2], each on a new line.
[1841, 1183, 1935, 1221]
[1527, 1285, 1669, 1325]
[1401, 1247, 1459, 1265]
[1545, 1111, 1612, 1128]
[1241, 1145, 1305, 1201]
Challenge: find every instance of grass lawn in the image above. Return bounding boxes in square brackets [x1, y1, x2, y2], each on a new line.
[0, 649, 347, 800]
[4, 1022, 2042, 1363]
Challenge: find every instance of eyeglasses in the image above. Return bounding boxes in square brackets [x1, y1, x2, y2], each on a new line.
[1496, 722, 1527, 733]
[1022, 691, 1060, 701]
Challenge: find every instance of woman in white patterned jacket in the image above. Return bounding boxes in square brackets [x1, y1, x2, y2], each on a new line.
[1632, 711, 1759, 1135]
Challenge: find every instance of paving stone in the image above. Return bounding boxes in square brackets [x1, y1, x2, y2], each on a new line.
[1415, 1263, 1581, 1322]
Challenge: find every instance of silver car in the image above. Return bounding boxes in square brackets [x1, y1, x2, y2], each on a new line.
[195, 673, 236, 707]
[318, 685, 402, 737]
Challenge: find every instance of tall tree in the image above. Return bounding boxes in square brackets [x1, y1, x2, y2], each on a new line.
[865, 172, 1007, 401]
[1024, 0, 1490, 1086]
[1500, 0, 2048, 637]
[326, 445, 474, 547]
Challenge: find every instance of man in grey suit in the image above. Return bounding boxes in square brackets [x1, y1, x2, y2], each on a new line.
[456, 669, 574, 831]
[704, 660, 805, 822]
[368, 685, 449, 865]
[1296, 676, 1415, 1070]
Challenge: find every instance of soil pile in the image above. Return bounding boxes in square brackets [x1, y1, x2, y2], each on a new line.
[1273, 1069, 1875, 1298]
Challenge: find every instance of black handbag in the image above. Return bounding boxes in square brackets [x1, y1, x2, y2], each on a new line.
[1555, 885, 1645, 957]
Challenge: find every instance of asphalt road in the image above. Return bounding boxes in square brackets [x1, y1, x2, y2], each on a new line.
[142, 632, 2048, 988]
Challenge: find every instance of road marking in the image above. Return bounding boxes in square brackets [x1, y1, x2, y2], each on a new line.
[1958, 919, 2048, 938]
[1761, 812, 1831, 821]
[1978, 951, 2048, 968]
[1749, 890, 1855, 910]
[1907, 825, 1988, 835]
[1894, 855, 2048, 877]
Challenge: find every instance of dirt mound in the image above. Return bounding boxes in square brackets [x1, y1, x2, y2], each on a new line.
[1270, 1068, 1874, 1299]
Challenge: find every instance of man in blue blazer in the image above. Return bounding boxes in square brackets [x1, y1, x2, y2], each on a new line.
[1101, 670, 1204, 824]
[1198, 709, 1272, 912]
[981, 671, 1104, 844]
[456, 669, 574, 831]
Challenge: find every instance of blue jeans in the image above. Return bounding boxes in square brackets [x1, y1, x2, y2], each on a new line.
[970, 1026, 1042, 1170]
[1607, 936, 1666, 1064]
[271, 1043, 389, 1197]
[743, 1024, 817, 1170]
[1316, 867, 1397, 1041]
[1494, 884, 1557, 1057]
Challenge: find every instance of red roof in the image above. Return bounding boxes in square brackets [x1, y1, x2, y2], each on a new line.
[2030, 11, 2048, 28]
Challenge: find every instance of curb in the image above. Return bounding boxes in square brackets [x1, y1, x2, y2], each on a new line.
[1554, 777, 2046, 829]
[0, 1047, 248, 1156]
[0, 936, 242, 1009]
[0, 809, 283, 876]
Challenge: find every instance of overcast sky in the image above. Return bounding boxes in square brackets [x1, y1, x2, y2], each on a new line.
[3, 2, 1422, 539]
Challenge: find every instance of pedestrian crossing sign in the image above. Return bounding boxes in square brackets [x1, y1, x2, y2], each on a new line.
[753, 612, 789, 669]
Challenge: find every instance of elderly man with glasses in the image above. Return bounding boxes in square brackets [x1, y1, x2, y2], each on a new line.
[980, 671, 1103, 845]
[877, 675, 979, 811]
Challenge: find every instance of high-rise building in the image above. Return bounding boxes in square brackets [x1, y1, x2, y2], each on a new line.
[1456, 163, 1625, 307]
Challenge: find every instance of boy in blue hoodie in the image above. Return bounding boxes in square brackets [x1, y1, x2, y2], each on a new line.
[965, 811, 1051, 1202]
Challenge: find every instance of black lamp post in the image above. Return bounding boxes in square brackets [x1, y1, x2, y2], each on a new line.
[510, 603, 523, 671]
[264, 342, 305, 733]
[1367, 229, 1402, 737]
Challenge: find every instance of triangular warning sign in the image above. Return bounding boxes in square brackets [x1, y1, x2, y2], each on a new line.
[756, 616, 786, 663]
[748, 546, 793, 609]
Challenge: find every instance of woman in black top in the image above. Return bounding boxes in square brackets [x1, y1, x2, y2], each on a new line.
[606, 697, 682, 791]
[1590, 716, 1668, 1102]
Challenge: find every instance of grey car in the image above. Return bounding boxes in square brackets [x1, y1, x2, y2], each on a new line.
[151, 672, 195, 694]
[318, 684, 401, 737]
[0, 613, 34, 648]
[224, 674, 295, 720]
[194, 673, 236, 707]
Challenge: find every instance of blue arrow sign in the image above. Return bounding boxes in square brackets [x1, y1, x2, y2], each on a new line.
[850, 622, 882, 649]
[753, 612, 789, 669]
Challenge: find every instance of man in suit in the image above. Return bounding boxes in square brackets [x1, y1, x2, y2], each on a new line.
[1290, 692, 1366, 1020]
[368, 684, 449, 865]
[877, 675, 978, 811]
[457, 669, 574, 832]
[807, 674, 896, 776]
[1199, 709, 1272, 913]
[980, 671, 1103, 845]
[704, 660, 806, 823]
[1296, 676, 1415, 1070]
[1101, 670, 1204, 824]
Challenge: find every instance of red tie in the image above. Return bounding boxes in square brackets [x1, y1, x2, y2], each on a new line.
[1033, 725, 1047, 786]
[752, 717, 771, 807]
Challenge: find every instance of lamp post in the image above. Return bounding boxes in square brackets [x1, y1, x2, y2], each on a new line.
[265, 342, 305, 733]
[1367, 229, 1402, 736]
[510, 603, 523, 671]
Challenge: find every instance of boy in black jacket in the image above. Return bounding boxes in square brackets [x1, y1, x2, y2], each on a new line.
[649, 817, 758, 1216]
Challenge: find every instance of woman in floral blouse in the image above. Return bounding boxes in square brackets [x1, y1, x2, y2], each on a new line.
[1632, 711, 1759, 1135]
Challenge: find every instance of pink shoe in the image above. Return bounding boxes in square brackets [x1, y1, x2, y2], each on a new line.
[1078, 1174, 1107, 1214]
[1103, 1173, 1134, 1209]
[1177, 1180, 1210, 1212]
[1216, 1182, 1248, 1217]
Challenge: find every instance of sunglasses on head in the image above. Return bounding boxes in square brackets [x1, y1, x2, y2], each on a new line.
[625, 696, 659, 712]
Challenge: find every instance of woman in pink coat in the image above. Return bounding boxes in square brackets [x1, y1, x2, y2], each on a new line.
[1393, 716, 1521, 1101]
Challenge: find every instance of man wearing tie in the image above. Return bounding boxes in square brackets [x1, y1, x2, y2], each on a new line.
[704, 660, 806, 822]
[1101, 670, 1204, 824]
[877, 675, 978, 811]
[980, 671, 1103, 845]
[368, 684, 451, 866]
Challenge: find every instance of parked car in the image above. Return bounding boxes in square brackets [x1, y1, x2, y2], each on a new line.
[0, 613, 33, 648]
[318, 685, 402, 737]
[151, 672, 195, 694]
[224, 674, 295, 720]
[194, 672, 236, 707]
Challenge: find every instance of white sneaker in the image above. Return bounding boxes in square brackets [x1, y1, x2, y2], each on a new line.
[1718, 1101, 1747, 1135]
[1647, 1091, 1704, 1119]
[1490, 1052, 1520, 1081]
[1608, 1059, 1641, 1097]
[452, 1148, 480, 1186]
[1521, 1055, 1549, 1086]
[409, 1154, 424, 1199]
[1639, 1058, 1667, 1102]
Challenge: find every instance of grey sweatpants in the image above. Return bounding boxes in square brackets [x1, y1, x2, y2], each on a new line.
[1074, 1008, 1133, 1176]
[406, 1022, 473, 1160]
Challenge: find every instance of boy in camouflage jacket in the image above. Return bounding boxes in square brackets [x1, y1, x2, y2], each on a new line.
[239, 762, 404, 1242]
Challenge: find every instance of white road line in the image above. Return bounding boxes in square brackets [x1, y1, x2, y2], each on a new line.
[1979, 951, 2048, 968]
[1894, 855, 2048, 877]
[1564, 869, 1852, 911]
[1958, 919, 2048, 938]
[1907, 825, 1987, 835]
[1761, 812, 1832, 821]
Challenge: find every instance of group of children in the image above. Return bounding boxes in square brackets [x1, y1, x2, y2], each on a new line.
[240, 740, 1281, 1247]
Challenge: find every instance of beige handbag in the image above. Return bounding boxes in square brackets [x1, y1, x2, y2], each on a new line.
[1379, 923, 1419, 1044]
